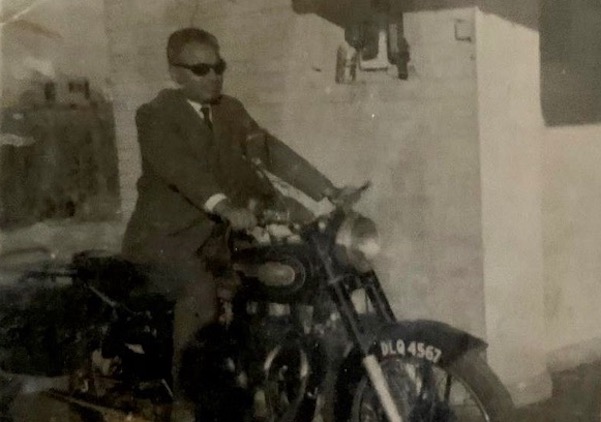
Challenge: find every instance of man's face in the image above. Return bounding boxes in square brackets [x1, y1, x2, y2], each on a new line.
[170, 42, 224, 103]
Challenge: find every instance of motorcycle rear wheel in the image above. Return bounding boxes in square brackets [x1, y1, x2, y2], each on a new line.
[348, 351, 514, 422]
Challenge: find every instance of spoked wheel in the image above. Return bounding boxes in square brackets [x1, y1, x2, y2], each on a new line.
[349, 352, 514, 422]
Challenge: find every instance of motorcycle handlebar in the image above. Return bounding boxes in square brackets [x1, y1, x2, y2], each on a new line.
[257, 209, 292, 226]
[216, 182, 372, 241]
[245, 182, 371, 229]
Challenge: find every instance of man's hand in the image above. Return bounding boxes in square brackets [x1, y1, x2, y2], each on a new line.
[213, 199, 257, 230]
[324, 183, 370, 207]
[223, 208, 257, 231]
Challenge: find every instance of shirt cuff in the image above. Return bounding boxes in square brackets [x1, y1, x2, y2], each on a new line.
[204, 193, 228, 213]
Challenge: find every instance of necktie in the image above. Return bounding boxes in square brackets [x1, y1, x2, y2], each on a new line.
[200, 105, 213, 131]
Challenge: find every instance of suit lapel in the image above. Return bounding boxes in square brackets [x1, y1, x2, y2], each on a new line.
[165, 91, 215, 152]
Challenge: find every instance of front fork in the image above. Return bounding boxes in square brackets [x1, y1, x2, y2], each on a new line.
[328, 272, 403, 422]
[362, 355, 403, 422]
[317, 242, 403, 421]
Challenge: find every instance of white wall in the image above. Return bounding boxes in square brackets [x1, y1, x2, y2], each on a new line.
[103, 0, 180, 218]
[203, 3, 486, 338]
[544, 124, 601, 359]
[475, 7, 551, 404]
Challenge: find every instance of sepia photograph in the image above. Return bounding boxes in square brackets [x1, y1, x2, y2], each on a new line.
[0, 0, 599, 421]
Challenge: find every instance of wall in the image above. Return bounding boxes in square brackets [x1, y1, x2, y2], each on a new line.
[104, 0, 486, 338]
[544, 124, 601, 365]
[103, 0, 183, 219]
[475, 4, 552, 404]
[471, 0, 601, 400]
[540, 0, 601, 367]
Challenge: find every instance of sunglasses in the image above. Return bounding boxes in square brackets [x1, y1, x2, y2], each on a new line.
[172, 59, 227, 76]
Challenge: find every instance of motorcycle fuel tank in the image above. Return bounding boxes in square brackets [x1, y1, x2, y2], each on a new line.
[256, 262, 296, 287]
[232, 244, 318, 303]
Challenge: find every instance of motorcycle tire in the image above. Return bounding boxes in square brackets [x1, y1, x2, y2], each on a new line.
[340, 350, 514, 422]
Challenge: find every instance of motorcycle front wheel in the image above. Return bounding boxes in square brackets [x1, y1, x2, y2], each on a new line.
[348, 351, 514, 422]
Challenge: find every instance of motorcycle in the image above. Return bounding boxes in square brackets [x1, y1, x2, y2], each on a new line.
[180, 183, 515, 422]
[0, 183, 514, 422]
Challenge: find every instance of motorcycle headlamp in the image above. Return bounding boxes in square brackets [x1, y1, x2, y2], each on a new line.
[335, 213, 381, 272]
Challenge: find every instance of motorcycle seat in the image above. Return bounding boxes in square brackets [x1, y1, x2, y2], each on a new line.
[71, 250, 177, 309]
[72, 250, 151, 298]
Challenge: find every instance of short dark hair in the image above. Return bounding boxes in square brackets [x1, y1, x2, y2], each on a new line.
[167, 28, 220, 65]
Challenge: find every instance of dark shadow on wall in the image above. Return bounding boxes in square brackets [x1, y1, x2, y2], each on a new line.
[478, 0, 538, 30]
[540, 0, 601, 126]
[0, 78, 121, 229]
[292, 0, 537, 31]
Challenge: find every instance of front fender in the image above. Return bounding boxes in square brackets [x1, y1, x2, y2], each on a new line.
[333, 320, 486, 421]
[372, 320, 486, 366]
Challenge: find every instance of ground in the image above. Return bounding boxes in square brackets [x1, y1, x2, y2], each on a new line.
[517, 361, 601, 422]
[4, 360, 601, 421]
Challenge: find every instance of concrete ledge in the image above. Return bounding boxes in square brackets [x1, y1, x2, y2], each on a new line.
[507, 336, 601, 407]
[507, 370, 553, 408]
[548, 336, 601, 373]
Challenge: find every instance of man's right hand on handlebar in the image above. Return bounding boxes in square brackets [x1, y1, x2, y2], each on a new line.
[213, 199, 258, 231]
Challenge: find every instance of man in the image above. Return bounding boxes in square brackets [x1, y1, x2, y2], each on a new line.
[122, 28, 338, 420]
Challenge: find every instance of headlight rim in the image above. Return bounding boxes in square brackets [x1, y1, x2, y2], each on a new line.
[335, 212, 380, 272]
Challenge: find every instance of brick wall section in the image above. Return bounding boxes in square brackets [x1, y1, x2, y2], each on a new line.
[103, 0, 484, 336]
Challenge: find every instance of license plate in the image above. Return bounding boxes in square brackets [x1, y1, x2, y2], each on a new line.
[379, 339, 442, 363]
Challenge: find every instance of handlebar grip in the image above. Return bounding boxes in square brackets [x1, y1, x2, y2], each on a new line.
[258, 209, 290, 226]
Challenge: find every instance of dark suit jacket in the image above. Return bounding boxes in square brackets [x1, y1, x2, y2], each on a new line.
[122, 89, 333, 264]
